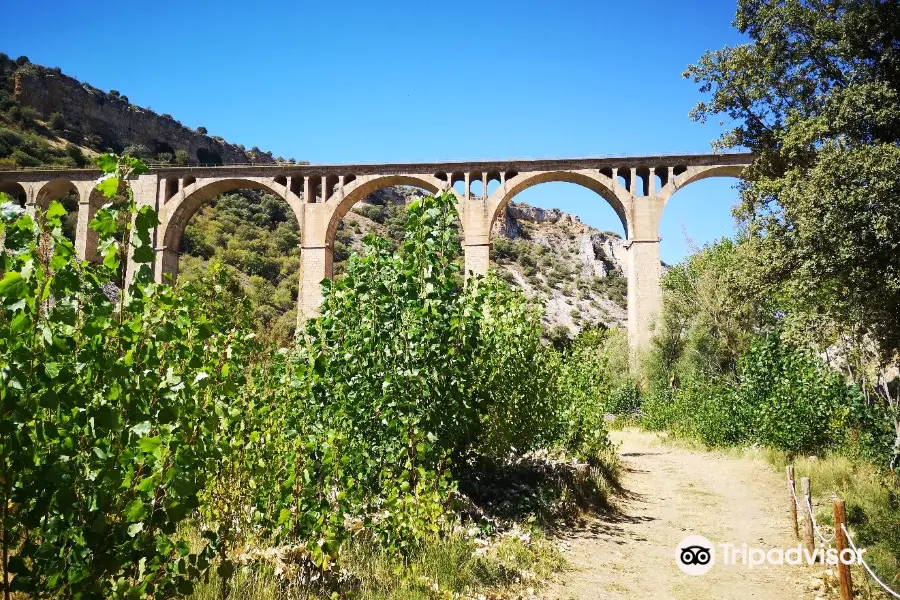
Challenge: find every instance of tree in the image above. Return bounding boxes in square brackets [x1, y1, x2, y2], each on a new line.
[197, 126, 208, 135]
[122, 144, 152, 160]
[685, 0, 900, 464]
[47, 112, 65, 132]
[174, 149, 190, 165]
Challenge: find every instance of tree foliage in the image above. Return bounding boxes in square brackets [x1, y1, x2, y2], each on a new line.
[0, 156, 258, 598]
[685, 0, 900, 462]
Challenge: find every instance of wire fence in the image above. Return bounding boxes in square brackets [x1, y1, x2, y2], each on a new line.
[787, 467, 899, 599]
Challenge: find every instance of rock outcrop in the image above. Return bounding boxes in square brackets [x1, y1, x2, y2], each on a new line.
[11, 63, 267, 164]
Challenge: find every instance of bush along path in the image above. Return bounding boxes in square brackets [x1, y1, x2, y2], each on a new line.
[548, 428, 823, 600]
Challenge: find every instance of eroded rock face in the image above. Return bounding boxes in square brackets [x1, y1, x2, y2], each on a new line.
[506, 203, 583, 229]
[13, 66, 261, 164]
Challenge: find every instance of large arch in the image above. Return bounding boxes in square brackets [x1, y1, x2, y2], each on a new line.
[323, 173, 455, 245]
[161, 177, 303, 253]
[35, 178, 106, 260]
[661, 164, 746, 209]
[485, 170, 631, 239]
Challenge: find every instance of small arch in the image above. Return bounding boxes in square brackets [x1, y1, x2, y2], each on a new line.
[304, 174, 322, 203]
[434, 172, 448, 183]
[183, 175, 197, 188]
[343, 174, 356, 186]
[274, 175, 287, 187]
[616, 170, 630, 193]
[165, 177, 179, 201]
[324, 174, 340, 201]
[636, 167, 651, 196]
[654, 166, 668, 192]
[35, 179, 95, 249]
[505, 170, 518, 182]
[599, 167, 613, 179]
[0, 181, 27, 206]
[469, 172, 484, 199]
[450, 172, 467, 198]
[486, 171, 502, 197]
[290, 177, 303, 198]
[36, 178, 78, 210]
[673, 165, 688, 177]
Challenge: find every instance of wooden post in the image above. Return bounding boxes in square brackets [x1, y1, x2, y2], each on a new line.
[834, 498, 853, 600]
[787, 466, 798, 538]
[801, 477, 815, 555]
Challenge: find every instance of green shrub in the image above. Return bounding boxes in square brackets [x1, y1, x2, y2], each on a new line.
[48, 111, 65, 131]
[0, 157, 252, 598]
[737, 334, 851, 454]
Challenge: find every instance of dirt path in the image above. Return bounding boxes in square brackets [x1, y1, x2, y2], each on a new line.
[548, 428, 821, 600]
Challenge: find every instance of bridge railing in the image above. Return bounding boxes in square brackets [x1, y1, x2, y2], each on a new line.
[0, 149, 752, 173]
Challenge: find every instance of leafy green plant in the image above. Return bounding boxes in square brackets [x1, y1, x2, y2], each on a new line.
[0, 156, 254, 599]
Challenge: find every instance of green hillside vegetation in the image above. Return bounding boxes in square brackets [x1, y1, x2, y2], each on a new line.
[178, 190, 302, 344]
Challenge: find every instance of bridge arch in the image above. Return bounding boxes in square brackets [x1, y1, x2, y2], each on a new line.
[486, 170, 630, 239]
[157, 177, 303, 283]
[661, 164, 746, 209]
[161, 177, 303, 253]
[35, 178, 106, 259]
[36, 178, 81, 210]
[0, 181, 27, 206]
[322, 173, 457, 246]
[656, 165, 744, 265]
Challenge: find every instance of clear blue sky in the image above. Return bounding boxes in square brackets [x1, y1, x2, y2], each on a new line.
[3, 0, 746, 264]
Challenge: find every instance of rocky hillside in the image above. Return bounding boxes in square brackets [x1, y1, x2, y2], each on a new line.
[0, 53, 287, 167]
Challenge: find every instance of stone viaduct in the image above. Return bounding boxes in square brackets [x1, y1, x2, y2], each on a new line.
[0, 152, 752, 350]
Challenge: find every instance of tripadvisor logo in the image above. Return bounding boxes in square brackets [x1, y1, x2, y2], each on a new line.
[676, 534, 867, 575]
[676, 535, 715, 575]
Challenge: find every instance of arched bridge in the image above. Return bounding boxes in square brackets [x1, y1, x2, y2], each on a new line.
[0, 152, 752, 350]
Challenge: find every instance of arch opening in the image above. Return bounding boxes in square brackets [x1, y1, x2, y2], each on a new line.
[659, 175, 741, 266]
[175, 182, 302, 345]
[164, 178, 301, 255]
[0, 181, 27, 207]
[36, 179, 81, 245]
[334, 178, 460, 276]
[469, 176, 484, 199]
[489, 171, 628, 237]
[490, 179, 629, 336]
[616, 169, 631, 193]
